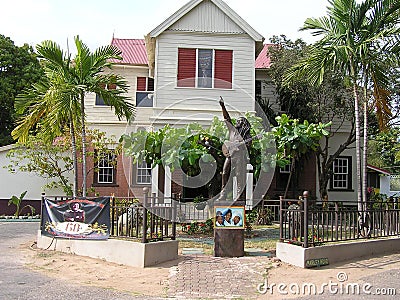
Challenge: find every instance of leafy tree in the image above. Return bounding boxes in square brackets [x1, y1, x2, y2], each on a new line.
[265, 35, 355, 199]
[121, 114, 330, 199]
[368, 127, 400, 173]
[0, 35, 43, 146]
[12, 36, 135, 198]
[5, 129, 119, 196]
[271, 114, 331, 198]
[122, 115, 276, 198]
[285, 0, 400, 212]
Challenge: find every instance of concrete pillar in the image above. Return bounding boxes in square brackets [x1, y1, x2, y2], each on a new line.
[246, 163, 254, 210]
[164, 166, 172, 204]
[151, 165, 159, 200]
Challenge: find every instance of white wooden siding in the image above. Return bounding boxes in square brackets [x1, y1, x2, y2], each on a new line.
[154, 32, 255, 116]
[85, 65, 153, 125]
[168, 0, 245, 34]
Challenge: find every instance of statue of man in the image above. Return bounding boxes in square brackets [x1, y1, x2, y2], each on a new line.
[218, 97, 252, 201]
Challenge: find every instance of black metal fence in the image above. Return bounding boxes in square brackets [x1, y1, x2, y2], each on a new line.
[110, 191, 176, 242]
[40, 192, 177, 243]
[279, 196, 400, 248]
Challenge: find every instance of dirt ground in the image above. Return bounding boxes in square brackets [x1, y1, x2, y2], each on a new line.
[19, 239, 400, 299]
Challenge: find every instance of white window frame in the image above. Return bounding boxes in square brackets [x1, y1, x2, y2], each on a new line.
[196, 48, 214, 88]
[136, 161, 152, 184]
[97, 152, 115, 184]
[332, 157, 350, 190]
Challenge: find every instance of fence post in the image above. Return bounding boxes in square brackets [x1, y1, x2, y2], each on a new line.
[110, 194, 115, 236]
[40, 192, 45, 232]
[172, 198, 177, 240]
[335, 202, 339, 241]
[279, 196, 284, 241]
[142, 188, 149, 243]
[303, 194, 309, 248]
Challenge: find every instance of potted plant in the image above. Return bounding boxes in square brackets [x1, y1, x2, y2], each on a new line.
[194, 195, 206, 210]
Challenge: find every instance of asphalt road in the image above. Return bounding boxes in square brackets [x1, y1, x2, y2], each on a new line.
[0, 221, 145, 300]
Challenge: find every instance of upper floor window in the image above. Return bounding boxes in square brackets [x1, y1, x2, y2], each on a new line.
[177, 48, 233, 89]
[136, 77, 154, 107]
[331, 156, 352, 190]
[95, 83, 116, 106]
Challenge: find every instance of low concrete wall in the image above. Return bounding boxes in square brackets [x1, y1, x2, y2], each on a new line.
[277, 237, 400, 268]
[37, 231, 178, 267]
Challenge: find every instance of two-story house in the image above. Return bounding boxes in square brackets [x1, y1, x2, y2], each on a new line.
[1, 0, 363, 204]
[81, 0, 267, 201]
[81, 0, 359, 202]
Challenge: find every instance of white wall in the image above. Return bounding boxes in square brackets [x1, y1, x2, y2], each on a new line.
[154, 32, 256, 116]
[0, 145, 69, 199]
[316, 132, 358, 202]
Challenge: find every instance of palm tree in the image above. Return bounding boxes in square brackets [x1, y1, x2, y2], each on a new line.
[284, 0, 400, 215]
[12, 36, 135, 198]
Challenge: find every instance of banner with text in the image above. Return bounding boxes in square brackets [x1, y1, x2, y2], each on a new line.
[41, 197, 110, 240]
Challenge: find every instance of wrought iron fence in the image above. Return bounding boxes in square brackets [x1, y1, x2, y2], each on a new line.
[110, 191, 176, 242]
[279, 196, 400, 248]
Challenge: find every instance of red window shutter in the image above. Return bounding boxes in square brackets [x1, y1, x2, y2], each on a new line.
[214, 50, 233, 89]
[137, 77, 147, 91]
[177, 48, 196, 87]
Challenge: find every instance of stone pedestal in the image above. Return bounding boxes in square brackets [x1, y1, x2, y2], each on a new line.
[213, 201, 245, 257]
[214, 228, 244, 257]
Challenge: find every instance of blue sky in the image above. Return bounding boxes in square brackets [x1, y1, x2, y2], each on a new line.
[2, 0, 329, 50]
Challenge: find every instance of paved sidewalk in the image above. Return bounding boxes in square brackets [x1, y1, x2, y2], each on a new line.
[168, 255, 272, 299]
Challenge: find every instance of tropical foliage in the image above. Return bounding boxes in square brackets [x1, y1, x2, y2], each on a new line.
[121, 113, 330, 198]
[284, 0, 400, 208]
[0, 35, 43, 146]
[11, 36, 135, 198]
[6, 129, 118, 196]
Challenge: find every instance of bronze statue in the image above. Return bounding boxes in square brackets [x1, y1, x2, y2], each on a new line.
[218, 97, 252, 201]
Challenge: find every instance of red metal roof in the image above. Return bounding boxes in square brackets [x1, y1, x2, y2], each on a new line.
[109, 38, 271, 68]
[255, 44, 274, 69]
[367, 164, 391, 176]
[109, 38, 148, 65]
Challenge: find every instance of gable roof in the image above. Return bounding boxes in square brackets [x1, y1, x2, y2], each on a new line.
[255, 44, 274, 69]
[149, 0, 264, 42]
[109, 38, 148, 65]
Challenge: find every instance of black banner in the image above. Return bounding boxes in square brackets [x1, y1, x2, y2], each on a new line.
[41, 197, 110, 240]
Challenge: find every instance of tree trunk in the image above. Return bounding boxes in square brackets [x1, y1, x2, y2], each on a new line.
[362, 84, 368, 212]
[352, 80, 363, 212]
[283, 159, 295, 199]
[80, 92, 87, 198]
[69, 114, 78, 198]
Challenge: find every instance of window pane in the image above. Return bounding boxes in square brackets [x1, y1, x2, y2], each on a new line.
[333, 158, 349, 189]
[136, 92, 153, 107]
[136, 161, 152, 184]
[197, 49, 213, 88]
[97, 152, 115, 184]
[95, 94, 106, 106]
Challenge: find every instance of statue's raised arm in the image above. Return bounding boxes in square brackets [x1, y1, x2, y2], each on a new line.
[219, 96, 232, 125]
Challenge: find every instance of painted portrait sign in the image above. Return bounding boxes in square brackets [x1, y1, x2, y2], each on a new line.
[41, 197, 110, 240]
[214, 206, 245, 229]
